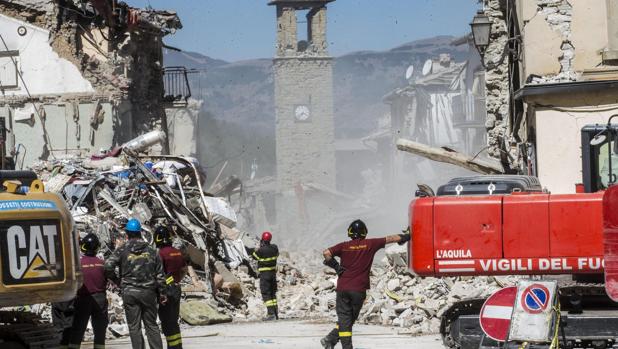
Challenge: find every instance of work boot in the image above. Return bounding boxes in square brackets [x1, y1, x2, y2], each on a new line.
[320, 337, 335, 349]
[263, 314, 277, 321]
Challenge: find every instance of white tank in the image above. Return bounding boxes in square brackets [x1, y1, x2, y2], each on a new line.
[123, 130, 166, 152]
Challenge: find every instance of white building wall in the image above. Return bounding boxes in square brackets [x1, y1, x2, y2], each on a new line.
[535, 107, 617, 193]
[0, 14, 93, 96]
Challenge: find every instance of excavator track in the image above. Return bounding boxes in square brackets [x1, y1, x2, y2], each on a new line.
[0, 311, 61, 349]
[440, 298, 488, 349]
[440, 281, 618, 349]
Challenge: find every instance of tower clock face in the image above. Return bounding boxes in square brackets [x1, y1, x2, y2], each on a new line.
[294, 105, 311, 121]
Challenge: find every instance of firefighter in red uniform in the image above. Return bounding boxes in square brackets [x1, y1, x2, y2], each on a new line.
[155, 226, 188, 349]
[246, 231, 279, 320]
[68, 233, 109, 349]
[320, 220, 410, 349]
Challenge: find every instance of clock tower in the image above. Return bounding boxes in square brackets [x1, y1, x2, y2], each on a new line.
[269, 0, 336, 196]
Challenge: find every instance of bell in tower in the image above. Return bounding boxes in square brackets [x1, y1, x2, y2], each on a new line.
[270, 0, 334, 57]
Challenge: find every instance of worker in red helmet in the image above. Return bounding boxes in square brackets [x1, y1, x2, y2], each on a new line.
[246, 231, 279, 320]
[320, 220, 410, 349]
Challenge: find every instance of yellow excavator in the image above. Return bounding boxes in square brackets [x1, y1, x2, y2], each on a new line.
[0, 171, 82, 348]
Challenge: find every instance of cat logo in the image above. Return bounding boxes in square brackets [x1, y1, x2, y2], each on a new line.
[0, 220, 64, 285]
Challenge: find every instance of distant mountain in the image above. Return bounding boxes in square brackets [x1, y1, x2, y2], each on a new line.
[165, 35, 469, 138]
[163, 49, 228, 69]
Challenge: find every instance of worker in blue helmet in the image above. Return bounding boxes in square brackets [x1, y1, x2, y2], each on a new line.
[105, 219, 167, 349]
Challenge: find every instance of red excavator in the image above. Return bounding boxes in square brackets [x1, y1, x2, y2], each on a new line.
[408, 123, 618, 349]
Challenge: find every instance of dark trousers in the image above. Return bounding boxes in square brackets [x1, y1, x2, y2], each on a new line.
[123, 288, 163, 349]
[52, 299, 75, 347]
[259, 271, 278, 318]
[324, 291, 367, 349]
[158, 285, 182, 349]
[68, 292, 108, 349]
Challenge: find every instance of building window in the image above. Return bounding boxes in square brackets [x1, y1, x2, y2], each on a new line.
[0, 50, 19, 89]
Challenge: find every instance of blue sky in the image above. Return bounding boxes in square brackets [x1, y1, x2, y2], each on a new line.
[128, 0, 479, 62]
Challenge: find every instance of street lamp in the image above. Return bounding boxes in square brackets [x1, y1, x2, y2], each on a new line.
[470, 10, 492, 57]
[469, 10, 520, 70]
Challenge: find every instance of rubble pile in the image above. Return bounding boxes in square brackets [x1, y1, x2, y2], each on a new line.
[30, 133, 252, 337]
[228, 245, 518, 335]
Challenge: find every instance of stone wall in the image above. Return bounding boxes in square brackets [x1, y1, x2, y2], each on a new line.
[275, 4, 329, 58]
[483, 0, 511, 163]
[273, 57, 336, 192]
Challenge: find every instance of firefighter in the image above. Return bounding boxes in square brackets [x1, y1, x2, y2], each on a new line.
[104, 219, 167, 349]
[154, 226, 188, 349]
[246, 231, 279, 320]
[320, 220, 410, 349]
[68, 233, 109, 349]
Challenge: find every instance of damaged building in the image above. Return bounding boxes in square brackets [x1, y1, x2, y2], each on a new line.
[385, 43, 490, 189]
[0, 0, 197, 168]
[477, 0, 618, 193]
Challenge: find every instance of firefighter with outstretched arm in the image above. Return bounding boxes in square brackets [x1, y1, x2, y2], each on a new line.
[320, 219, 410, 349]
[154, 226, 188, 349]
[246, 231, 279, 320]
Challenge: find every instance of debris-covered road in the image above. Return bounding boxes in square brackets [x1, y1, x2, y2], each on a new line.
[104, 320, 443, 349]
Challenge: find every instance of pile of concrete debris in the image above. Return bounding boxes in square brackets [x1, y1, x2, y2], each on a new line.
[227, 244, 517, 336]
[29, 131, 253, 336]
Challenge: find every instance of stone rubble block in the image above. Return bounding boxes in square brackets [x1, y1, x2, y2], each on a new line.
[221, 249, 515, 336]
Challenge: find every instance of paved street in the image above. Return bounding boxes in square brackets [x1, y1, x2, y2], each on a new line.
[105, 320, 443, 349]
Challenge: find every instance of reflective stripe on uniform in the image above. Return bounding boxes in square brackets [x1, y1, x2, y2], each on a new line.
[167, 333, 182, 346]
[93, 344, 106, 349]
[166, 276, 174, 285]
[253, 252, 278, 263]
[166, 333, 182, 340]
[258, 266, 277, 272]
[264, 299, 277, 306]
[168, 338, 182, 346]
[338, 331, 352, 337]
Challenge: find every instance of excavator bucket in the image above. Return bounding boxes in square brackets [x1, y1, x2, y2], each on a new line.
[603, 185, 618, 302]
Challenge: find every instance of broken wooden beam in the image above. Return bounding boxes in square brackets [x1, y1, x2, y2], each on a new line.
[396, 138, 504, 174]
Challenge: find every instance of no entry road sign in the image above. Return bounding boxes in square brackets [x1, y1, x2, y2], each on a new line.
[521, 284, 550, 314]
[479, 286, 517, 342]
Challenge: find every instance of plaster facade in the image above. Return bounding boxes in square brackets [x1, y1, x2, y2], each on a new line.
[534, 106, 614, 194]
[482, 0, 618, 192]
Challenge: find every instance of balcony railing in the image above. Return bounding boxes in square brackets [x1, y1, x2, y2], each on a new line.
[162, 66, 195, 107]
